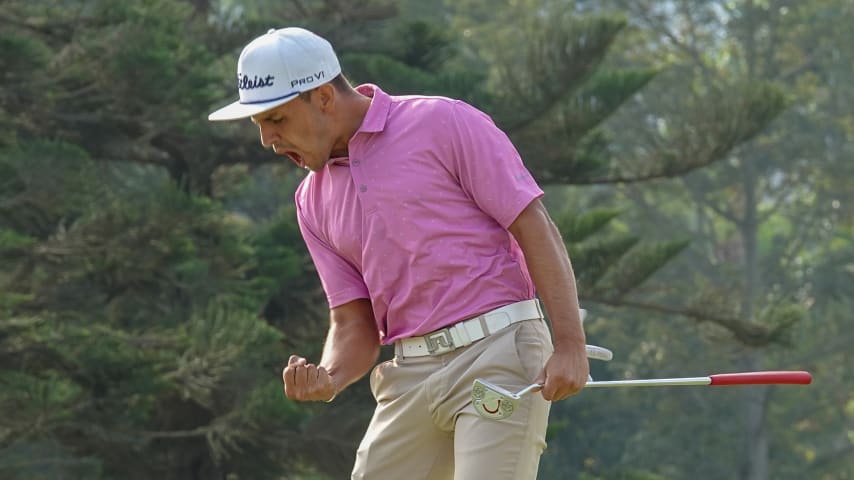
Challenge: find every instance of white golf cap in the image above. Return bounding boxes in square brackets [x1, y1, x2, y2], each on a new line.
[208, 27, 342, 121]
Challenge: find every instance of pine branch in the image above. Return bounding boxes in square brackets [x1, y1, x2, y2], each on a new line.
[586, 296, 793, 347]
[756, 174, 802, 223]
[495, 15, 627, 132]
[615, 0, 716, 80]
[588, 83, 787, 185]
[693, 189, 743, 227]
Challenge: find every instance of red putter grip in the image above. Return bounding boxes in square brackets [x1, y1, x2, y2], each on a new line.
[709, 371, 812, 386]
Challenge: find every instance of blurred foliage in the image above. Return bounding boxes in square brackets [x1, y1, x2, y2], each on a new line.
[540, 1, 854, 479]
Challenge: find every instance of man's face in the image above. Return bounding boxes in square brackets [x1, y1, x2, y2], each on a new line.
[251, 89, 335, 172]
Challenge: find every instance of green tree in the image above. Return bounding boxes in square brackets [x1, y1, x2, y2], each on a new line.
[0, 1, 327, 478]
[549, 1, 854, 478]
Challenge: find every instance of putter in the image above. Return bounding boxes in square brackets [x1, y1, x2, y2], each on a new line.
[471, 343, 613, 420]
[472, 371, 812, 420]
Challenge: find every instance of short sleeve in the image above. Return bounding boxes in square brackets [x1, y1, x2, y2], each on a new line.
[296, 201, 370, 308]
[444, 101, 544, 228]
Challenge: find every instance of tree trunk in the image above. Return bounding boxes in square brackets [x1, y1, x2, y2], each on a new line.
[740, 147, 768, 480]
[743, 353, 770, 480]
[740, 1, 770, 477]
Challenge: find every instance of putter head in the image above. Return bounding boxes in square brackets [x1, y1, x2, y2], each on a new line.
[472, 379, 520, 420]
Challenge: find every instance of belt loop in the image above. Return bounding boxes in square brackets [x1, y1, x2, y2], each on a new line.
[449, 323, 473, 347]
[478, 315, 491, 336]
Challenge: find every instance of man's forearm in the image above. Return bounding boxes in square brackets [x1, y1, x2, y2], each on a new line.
[526, 234, 586, 347]
[509, 201, 586, 349]
[319, 300, 381, 393]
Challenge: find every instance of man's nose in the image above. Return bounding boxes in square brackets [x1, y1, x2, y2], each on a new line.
[259, 124, 278, 148]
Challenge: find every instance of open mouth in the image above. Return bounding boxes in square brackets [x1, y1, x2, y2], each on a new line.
[283, 151, 305, 169]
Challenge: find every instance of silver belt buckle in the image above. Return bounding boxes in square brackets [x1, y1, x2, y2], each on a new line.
[424, 328, 454, 355]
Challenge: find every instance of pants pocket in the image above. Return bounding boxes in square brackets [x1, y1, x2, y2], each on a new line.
[513, 319, 554, 382]
[369, 359, 395, 401]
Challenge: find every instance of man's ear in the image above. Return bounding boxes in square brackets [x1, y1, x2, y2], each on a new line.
[315, 83, 335, 111]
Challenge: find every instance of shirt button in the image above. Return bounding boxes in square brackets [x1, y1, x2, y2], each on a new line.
[353, 159, 361, 166]
[359, 184, 368, 193]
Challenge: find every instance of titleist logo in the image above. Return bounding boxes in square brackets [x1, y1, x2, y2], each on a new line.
[238, 73, 274, 90]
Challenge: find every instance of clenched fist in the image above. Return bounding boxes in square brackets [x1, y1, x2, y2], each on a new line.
[282, 355, 337, 402]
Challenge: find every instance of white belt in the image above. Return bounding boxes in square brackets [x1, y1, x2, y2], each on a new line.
[397, 299, 544, 358]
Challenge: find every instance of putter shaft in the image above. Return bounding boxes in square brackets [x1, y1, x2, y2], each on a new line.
[521, 371, 811, 391]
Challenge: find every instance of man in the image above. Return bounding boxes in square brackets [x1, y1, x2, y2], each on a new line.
[209, 27, 589, 479]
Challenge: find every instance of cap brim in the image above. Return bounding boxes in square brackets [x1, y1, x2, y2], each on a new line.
[208, 94, 298, 121]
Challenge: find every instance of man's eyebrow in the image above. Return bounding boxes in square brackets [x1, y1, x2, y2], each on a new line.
[250, 113, 275, 125]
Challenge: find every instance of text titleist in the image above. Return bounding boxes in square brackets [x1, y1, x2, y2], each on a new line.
[238, 73, 274, 90]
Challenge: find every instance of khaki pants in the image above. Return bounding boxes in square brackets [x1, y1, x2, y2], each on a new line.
[352, 318, 553, 480]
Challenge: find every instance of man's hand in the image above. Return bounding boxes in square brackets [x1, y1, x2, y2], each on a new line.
[282, 355, 337, 402]
[534, 345, 590, 401]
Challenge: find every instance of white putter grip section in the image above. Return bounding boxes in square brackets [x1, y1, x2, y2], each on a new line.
[586, 345, 613, 361]
[579, 308, 614, 362]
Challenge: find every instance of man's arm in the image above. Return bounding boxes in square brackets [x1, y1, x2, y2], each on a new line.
[283, 298, 380, 402]
[508, 198, 589, 401]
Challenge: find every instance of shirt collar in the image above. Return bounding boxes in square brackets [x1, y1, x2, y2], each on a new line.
[327, 84, 390, 167]
[354, 84, 391, 134]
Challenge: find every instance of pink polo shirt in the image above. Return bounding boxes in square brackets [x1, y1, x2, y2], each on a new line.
[295, 84, 544, 344]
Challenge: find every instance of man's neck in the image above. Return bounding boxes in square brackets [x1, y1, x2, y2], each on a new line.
[330, 91, 372, 158]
